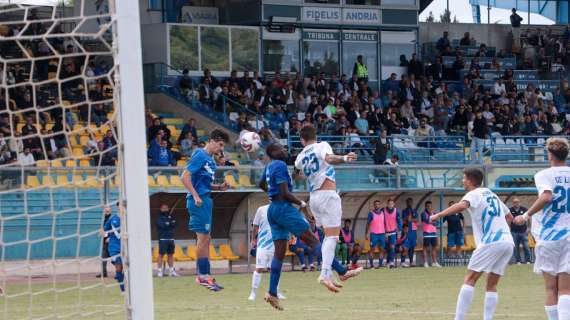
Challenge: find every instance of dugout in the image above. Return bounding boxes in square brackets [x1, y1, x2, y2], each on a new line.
[149, 188, 539, 268]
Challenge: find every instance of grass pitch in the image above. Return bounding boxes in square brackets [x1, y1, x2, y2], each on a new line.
[3, 265, 547, 319]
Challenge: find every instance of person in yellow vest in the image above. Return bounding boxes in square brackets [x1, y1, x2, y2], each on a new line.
[353, 55, 369, 83]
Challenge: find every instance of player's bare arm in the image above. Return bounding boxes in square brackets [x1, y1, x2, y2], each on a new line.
[514, 190, 552, 225]
[325, 152, 357, 165]
[431, 201, 470, 222]
[181, 170, 202, 207]
[278, 182, 305, 207]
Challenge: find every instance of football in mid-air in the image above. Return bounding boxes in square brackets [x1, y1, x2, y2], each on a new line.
[240, 131, 261, 152]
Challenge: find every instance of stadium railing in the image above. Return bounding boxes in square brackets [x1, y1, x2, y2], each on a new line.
[142, 62, 261, 132]
[489, 135, 570, 163]
[288, 134, 467, 164]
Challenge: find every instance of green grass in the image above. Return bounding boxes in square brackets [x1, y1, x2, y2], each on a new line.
[2, 265, 547, 319]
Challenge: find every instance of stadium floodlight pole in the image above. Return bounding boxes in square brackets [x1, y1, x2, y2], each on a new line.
[114, 0, 155, 319]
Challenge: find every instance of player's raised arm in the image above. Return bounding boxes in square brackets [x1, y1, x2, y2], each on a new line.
[431, 201, 470, 222]
[514, 190, 552, 225]
[325, 152, 357, 165]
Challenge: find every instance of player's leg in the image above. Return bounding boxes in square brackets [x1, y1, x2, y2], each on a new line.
[189, 196, 219, 289]
[544, 273, 559, 320]
[265, 239, 286, 310]
[483, 273, 501, 320]
[167, 240, 177, 276]
[250, 247, 269, 301]
[408, 231, 416, 266]
[431, 238, 441, 267]
[558, 273, 570, 320]
[157, 241, 165, 277]
[311, 192, 346, 281]
[455, 270, 484, 320]
[423, 237, 429, 267]
[111, 256, 125, 293]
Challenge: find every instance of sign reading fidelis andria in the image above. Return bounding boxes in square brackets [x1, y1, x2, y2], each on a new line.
[301, 7, 381, 25]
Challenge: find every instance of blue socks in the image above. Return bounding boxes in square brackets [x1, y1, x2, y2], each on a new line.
[197, 257, 209, 276]
[115, 271, 125, 292]
[269, 258, 283, 297]
[331, 258, 347, 275]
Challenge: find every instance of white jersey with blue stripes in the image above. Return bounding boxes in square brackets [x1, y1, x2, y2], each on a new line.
[462, 187, 514, 248]
[253, 205, 273, 251]
[294, 141, 335, 193]
[532, 166, 570, 242]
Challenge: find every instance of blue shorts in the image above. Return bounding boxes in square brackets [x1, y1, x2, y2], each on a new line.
[404, 230, 417, 249]
[108, 248, 122, 265]
[187, 194, 213, 234]
[267, 201, 310, 241]
[447, 231, 464, 247]
[386, 233, 397, 247]
[370, 233, 385, 249]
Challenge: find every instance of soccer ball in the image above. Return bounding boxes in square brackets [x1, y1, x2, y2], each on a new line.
[240, 131, 261, 152]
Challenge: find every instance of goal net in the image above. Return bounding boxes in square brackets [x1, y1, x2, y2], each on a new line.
[0, 1, 153, 319]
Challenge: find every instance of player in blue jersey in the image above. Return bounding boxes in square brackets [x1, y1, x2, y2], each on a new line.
[259, 143, 359, 310]
[182, 129, 230, 291]
[101, 203, 124, 293]
[514, 137, 570, 320]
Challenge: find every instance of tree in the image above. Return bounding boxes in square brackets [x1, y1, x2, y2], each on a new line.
[439, 9, 451, 23]
[426, 11, 435, 23]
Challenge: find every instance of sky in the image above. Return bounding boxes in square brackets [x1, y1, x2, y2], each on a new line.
[419, 0, 554, 25]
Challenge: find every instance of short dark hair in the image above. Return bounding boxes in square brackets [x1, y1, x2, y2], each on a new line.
[425, 200, 432, 206]
[300, 125, 317, 142]
[344, 219, 351, 224]
[463, 167, 484, 187]
[265, 142, 283, 160]
[373, 200, 381, 204]
[387, 198, 395, 204]
[547, 137, 570, 161]
[209, 129, 229, 143]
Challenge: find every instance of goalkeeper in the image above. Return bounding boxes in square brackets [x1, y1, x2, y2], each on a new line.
[101, 203, 124, 293]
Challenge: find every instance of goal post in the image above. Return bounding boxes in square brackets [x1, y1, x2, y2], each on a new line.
[0, 0, 154, 318]
[115, 0, 155, 319]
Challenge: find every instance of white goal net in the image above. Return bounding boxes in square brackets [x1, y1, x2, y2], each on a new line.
[0, 1, 153, 319]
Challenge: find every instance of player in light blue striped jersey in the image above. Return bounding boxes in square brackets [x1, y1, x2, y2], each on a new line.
[514, 137, 570, 320]
[248, 204, 286, 301]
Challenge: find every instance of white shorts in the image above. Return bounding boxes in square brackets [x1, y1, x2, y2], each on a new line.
[534, 239, 570, 276]
[468, 242, 514, 276]
[255, 248, 274, 269]
[309, 190, 342, 229]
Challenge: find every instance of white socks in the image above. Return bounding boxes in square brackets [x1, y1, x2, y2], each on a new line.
[545, 305, 559, 320]
[455, 284, 474, 320]
[251, 271, 261, 291]
[484, 292, 498, 320]
[321, 236, 338, 279]
[559, 295, 570, 320]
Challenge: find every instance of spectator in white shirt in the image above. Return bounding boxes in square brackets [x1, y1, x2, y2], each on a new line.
[18, 148, 35, 166]
[493, 80, 506, 97]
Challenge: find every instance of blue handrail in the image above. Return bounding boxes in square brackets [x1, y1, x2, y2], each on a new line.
[143, 62, 260, 132]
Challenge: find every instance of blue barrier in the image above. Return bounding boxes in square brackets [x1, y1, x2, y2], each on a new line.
[288, 134, 467, 163]
[473, 79, 561, 92]
[443, 56, 516, 69]
[489, 135, 570, 162]
[459, 69, 539, 80]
